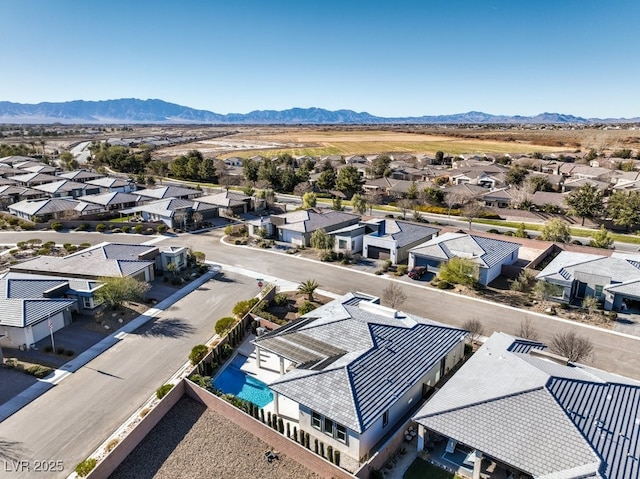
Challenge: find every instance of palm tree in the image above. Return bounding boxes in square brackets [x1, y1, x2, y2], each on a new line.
[297, 279, 319, 302]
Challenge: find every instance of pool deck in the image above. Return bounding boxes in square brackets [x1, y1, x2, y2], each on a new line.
[231, 335, 300, 421]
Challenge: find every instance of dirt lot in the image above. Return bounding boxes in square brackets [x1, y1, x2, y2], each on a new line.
[110, 396, 319, 479]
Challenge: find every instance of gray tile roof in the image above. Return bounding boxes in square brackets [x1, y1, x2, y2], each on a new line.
[413, 332, 640, 479]
[197, 191, 249, 208]
[136, 185, 201, 199]
[9, 197, 81, 216]
[273, 209, 360, 233]
[8, 172, 59, 184]
[33, 179, 86, 194]
[409, 232, 521, 269]
[10, 242, 157, 279]
[0, 298, 75, 328]
[85, 177, 131, 188]
[0, 278, 69, 299]
[258, 293, 466, 433]
[127, 197, 194, 217]
[57, 170, 105, 181]
[368, 220, 439, 248]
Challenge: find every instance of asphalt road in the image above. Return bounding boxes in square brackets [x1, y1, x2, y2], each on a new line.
[0, 271, 259, 479]
[160, 230, 640, 380]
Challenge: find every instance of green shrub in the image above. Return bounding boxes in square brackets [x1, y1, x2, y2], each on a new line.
[156, 224, 167, 234]
[220, 343, 233, 359]
[37, 248, 51, 255]
[19, 221, 35, 230]
[215, 316, 237, 335]
[50, 222, 63, 231]
[298, 301, 316, 315]
[95, 223, 106, 233]
[156, 383, 174, 399]
[273, 293, 288, 306]
[395, 265, 408, 276]
[25, 365, 54, 378]
[43, 241, 55, 248]
[75, 458, 97, 477]
[437, 281, 452, 289]
[121, 225, 131, 233]
[189, 344, 209, 365]
[79, 242, 91, 248]
[76, 223, 88, 231]
[232, 298, 259, 317]
[63, 243, 72, 250]
[134, 224, 144, 234]
[224, 225, 233, 235]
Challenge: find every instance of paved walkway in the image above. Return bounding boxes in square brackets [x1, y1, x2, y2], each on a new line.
[0, 266, 220, 423]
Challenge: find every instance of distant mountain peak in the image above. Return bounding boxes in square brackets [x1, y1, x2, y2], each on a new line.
[0, 99, 634, 124]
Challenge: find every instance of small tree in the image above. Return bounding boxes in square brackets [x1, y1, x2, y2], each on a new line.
[533, 280, 564, 300]
[297, 279, 319, 302]
[589, 225, 613, 249]
[382, 283, 407, 309]
[438, 257, 479, 287]
[540, 219, 571, 243]
[351, 194, 367, 215]
[582, 295, 599, 316]
[515, 222, 528, 238]
[302, 192, 317, 209]
[462, 318, 484, 344]
[189, 344, 209, 365]
[331, 197, 344, 211]
[461, 201, 485, 230]
[310, 228, 334, 253]
[96, 276, 150, 310]
[517, 317, 539, 341]
[550, 330, 594, 362]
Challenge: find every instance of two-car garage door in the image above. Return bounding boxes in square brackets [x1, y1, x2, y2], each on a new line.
[367, 246, 391, 260]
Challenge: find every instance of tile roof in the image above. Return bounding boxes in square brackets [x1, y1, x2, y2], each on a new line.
[8, 197, 81, 216]
[257, 293, 466, 433]
[197, 191, 249, 208]
[9, 172, 60, 184]
[85, 177, 131, 188]
[57, 170, 105, 181]
[10, 242, 157, 279]
[136, 185, 201, 199]
[272, 209, 360, 233]
[127, 197, 195, 217]
[367, 220, 439, 248]
[81, 191, 140, 206]
[0, 298, 76, 328]
[413, 332, 640, 479]
[409, 232, 521, 269]
[33, 179, 86, 194]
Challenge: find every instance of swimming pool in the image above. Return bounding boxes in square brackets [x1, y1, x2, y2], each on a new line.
[213, 354, 274, 408]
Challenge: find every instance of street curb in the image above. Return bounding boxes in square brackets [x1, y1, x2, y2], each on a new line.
[218, 237, 640, 343]
[0, 267, 221, 424]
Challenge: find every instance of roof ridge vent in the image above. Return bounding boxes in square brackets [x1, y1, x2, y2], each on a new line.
[358, 301, 400, 319]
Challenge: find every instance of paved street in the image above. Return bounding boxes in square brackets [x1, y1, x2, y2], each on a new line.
[0, 270, 258, 478]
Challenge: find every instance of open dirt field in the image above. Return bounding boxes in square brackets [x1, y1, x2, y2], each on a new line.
[109, 396, 319, 479]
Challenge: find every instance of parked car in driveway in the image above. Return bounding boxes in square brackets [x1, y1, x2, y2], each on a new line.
[408, 266, 427, 280]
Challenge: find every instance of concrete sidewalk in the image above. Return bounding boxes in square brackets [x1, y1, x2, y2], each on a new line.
[0, 266, 221, 423]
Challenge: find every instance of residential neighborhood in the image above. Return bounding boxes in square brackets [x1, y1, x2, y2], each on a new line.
[1, 138, 640, 479]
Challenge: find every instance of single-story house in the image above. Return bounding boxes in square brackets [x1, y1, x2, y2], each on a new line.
[8, 172, 60, 187]
[535, 251, 640, 311]
[531, 191, 568, 211]
[57, 169, 105, 183]
[33, 179, 99, 199]
[197, 190, 254, 215]
[360, 219, 440, 264]
[269, 209, 360, 247]
[135, 185, 202, 201]
[80, 191, 141, 211]
[413, 332, 640, 479]
[481, 188, 515, 208]
[254, 292, 467, 469]
[408, 232, 521, 285]
[9, 242, 160, 282]
[562, 177, 610, 193]
[85, 177, 135, 193]
[123, 197, 218, 228]
[0, 277, 82, 348]
[0, 185, 43, 209]
[8, 197, 83, 221]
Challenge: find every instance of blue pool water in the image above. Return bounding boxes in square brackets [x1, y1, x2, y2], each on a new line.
[213, 354, 274, 407]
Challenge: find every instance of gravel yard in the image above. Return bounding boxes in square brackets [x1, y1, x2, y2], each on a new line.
[110, 396, 320, 479]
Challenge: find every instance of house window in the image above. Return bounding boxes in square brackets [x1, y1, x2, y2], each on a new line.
[323, 417, 334, 435]
[595, 285, 603, 298]
[311, 412, 321, 430]
[82, 297, 93, 309]
[338, 239, 347, 249]
[335, 424, 347, 443]
[382, 410, 389, 428]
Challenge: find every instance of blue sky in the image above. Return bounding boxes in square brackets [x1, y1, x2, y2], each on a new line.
[2, 0, 638, 118]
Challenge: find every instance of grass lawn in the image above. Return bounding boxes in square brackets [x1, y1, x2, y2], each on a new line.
[403, 458, 459, 479]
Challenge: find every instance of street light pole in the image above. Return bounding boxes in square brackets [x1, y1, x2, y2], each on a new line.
[48, 315, 55, 352]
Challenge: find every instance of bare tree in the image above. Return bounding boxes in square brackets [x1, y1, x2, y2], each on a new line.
[382, 283, 407, 309]
[462, 318, 484, 344]
[517, 317, 539, 341]
[397, 199, 414, 220]
[461, 201, 486, 231]
[550, 330, 594, 362]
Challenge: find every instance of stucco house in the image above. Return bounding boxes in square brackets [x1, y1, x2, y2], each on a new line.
[361, 219, 440, 264]
[253, 292, 467, 470]
[269, 209, 360, 247]
[135, 185, 202, 201]
[413, 332, 640, 479]
[408, 232, 521, 286]
[535, 251, 640, 311]
[8, 197, 86, 221]
[123, 197, 218, 228]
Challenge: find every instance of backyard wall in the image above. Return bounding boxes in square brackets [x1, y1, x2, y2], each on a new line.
[85, 380, 185, 479]
[184, 380, 356, 479]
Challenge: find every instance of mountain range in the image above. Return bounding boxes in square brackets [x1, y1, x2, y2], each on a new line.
[0, 99, 636, 125]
